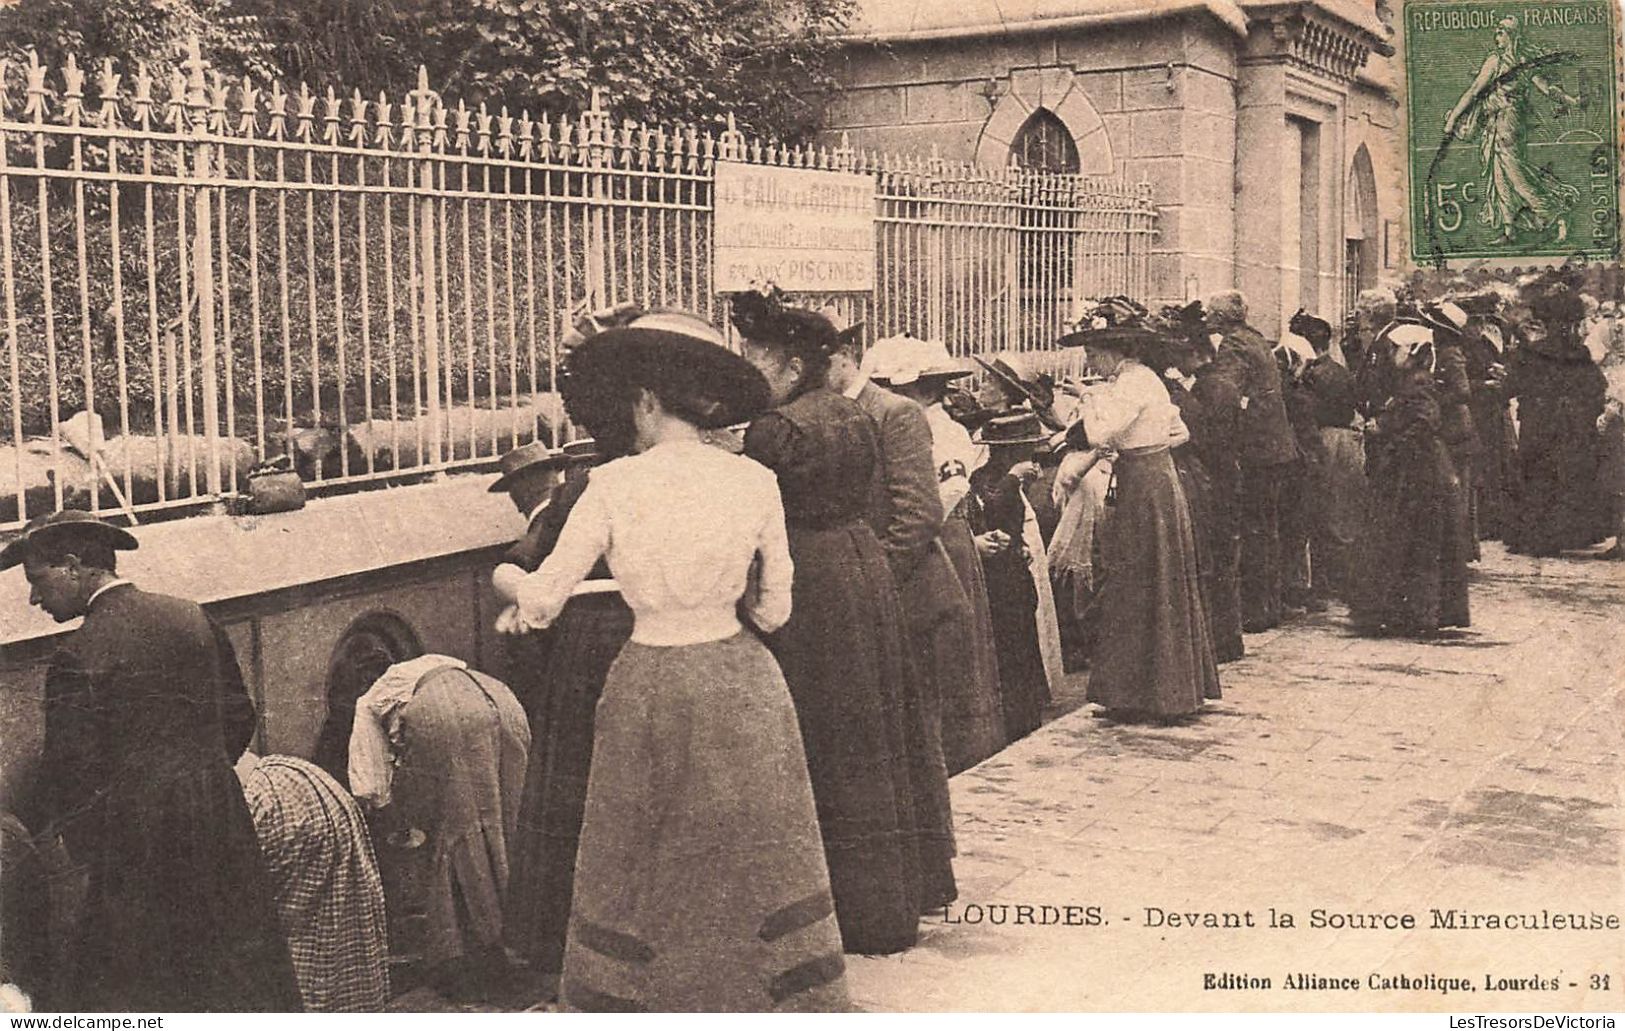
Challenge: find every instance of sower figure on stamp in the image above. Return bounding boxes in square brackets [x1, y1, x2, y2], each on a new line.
[1441, 15, 1580, 245]
[3, 512, 300, 1012]
[1203, 291, 1299, 633]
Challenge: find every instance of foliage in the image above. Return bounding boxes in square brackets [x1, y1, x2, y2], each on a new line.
[227, 0, 856, 143]
[0, 0, 279, 84]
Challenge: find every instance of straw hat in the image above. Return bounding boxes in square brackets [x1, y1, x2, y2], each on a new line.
[865, 335, 971, 386]
[565, 310, 771, 430]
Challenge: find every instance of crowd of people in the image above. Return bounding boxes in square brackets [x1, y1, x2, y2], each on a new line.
[2, 268, 1620, 1013]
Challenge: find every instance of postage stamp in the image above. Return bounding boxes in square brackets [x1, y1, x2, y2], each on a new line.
[1405, 0, 1620, 265]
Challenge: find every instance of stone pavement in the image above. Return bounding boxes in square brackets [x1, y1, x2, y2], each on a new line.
[844, 543, 1625, 1012]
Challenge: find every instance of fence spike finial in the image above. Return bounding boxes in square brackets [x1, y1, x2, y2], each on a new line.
[496, 105, 513, 158]
[266, 79, 288, 139]
[23, 48, 48, 122]
[131, 61, 154, 125]
[97, 58, 122, 128]
[321, 83, 342, 144]
[515, 108, 533, 160]
[475, 100, 494, 154]
[60, 54, 84, 125]
[238, 75, 260, 137]
[207, 69, 229, 134]
[293, 81, 316, 141]
[374, 91, 394, 147]
[348, 88, 368, 146]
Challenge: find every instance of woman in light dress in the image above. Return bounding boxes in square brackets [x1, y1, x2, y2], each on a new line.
[505, 309, 848, 1012]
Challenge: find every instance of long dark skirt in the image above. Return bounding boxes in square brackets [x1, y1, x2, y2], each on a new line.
[893, 552, 959, 916]
[561, 634, 850, 1012]
[1471, 403, 1519, 540]
[768, 521, 921, 955]
[1088, 448, 1221, 717]
[1511, 400, 1606, 554]
[1171, 448, 1227, 658]
[981, 547, 1046, 742]
[1310, 426, 1365, 600]
[1351, 439, 1472, 634]
[67, 756, 302, 1012]
[1238, 463, 1285, 631]
[506, 592, 635, 975]
[936, 517, 1005, 773]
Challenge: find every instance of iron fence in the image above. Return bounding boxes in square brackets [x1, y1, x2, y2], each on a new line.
[0, 41, 1156, 529]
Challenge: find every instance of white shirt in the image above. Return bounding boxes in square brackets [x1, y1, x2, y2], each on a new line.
[925, 403, 977, 518]
[1078, 361, 1188, 451]
[348, 654, 469, 808]
[515, 439, 794, 646]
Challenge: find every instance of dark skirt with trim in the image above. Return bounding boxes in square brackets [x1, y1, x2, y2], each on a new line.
[1087, 448, 1221, 717]
[560, 633, 850, 1013]
[505, 592, 635, 975]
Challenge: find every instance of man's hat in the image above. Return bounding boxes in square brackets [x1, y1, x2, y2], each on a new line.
[488, 440, 568, 493]
[972, 411, 1048, 447]
[0, 510, 139, 571]
[561, 438, 599, 463]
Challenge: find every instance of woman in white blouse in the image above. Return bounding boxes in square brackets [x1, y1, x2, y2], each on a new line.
[1064, 323, 1221, 720]
[503, 310, 849, 1013]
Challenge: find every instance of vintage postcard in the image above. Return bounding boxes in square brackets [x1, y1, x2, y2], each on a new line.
[0, 0, 1622, 1020]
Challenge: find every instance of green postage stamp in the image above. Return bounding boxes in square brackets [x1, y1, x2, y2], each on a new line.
[1405, 0, 1620, 264]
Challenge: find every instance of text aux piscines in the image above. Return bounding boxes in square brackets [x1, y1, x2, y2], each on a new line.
[1205, 972, 1571, 993]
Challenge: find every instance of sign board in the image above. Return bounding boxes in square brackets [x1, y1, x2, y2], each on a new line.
[712, 160, 875, 292]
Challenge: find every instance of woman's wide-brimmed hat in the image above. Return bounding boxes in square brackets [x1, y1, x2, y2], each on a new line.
[1421, 300, 1470, 337]
[564, 310, 771, 429]
[1056, 324, 1164, 357]
[972, 411, 1048, 447]
[0, 509, 139, 570]
[488, 440, 569, 493]
[865, 335, 971, 386]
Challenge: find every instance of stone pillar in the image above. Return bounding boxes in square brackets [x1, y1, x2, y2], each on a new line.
[1234, 62, 1288, 337]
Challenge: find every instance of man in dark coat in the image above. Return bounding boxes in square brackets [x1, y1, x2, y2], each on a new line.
[1423, 301, 1482, 556]
[1204, 291, 1299, 632]
[828, 327, 960, 914]
[4, 511, 299, 1012]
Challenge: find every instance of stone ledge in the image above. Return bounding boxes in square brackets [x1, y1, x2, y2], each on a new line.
[0, 475, 518, 648]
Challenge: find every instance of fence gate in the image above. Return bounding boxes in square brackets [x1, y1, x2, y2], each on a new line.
[0, 42, 1157, 529]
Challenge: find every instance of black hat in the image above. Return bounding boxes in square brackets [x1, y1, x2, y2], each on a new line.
[0, 510, 139, 571]
[729, 288, 842, 363]
[566, 310, 771, 430]
[1288, 310, 1333, 344]
[972, 411, 1048, 447]
[1056, 324, 1163, 357]
[488, 440, 568, 493]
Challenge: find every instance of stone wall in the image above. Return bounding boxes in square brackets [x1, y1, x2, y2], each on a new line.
[0, 477, 523, 811]
[825, 15, 1243, 311]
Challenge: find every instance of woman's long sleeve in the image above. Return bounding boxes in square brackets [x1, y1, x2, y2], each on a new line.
[515, 477, 613, 632]
[744, 481, 795, 634]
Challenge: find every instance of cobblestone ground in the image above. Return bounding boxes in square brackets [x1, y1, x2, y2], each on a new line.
[392, 543, 1623, 1013]
[846, 542, 1625, 1012]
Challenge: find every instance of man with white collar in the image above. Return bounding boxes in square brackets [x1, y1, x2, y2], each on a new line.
[2, 510, 297, 1011]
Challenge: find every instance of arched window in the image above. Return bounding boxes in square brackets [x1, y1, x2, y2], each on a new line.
[1011, 110, 1080, 304]
[313, 611, 423, 786]
[1010, 109, 1081, 174]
